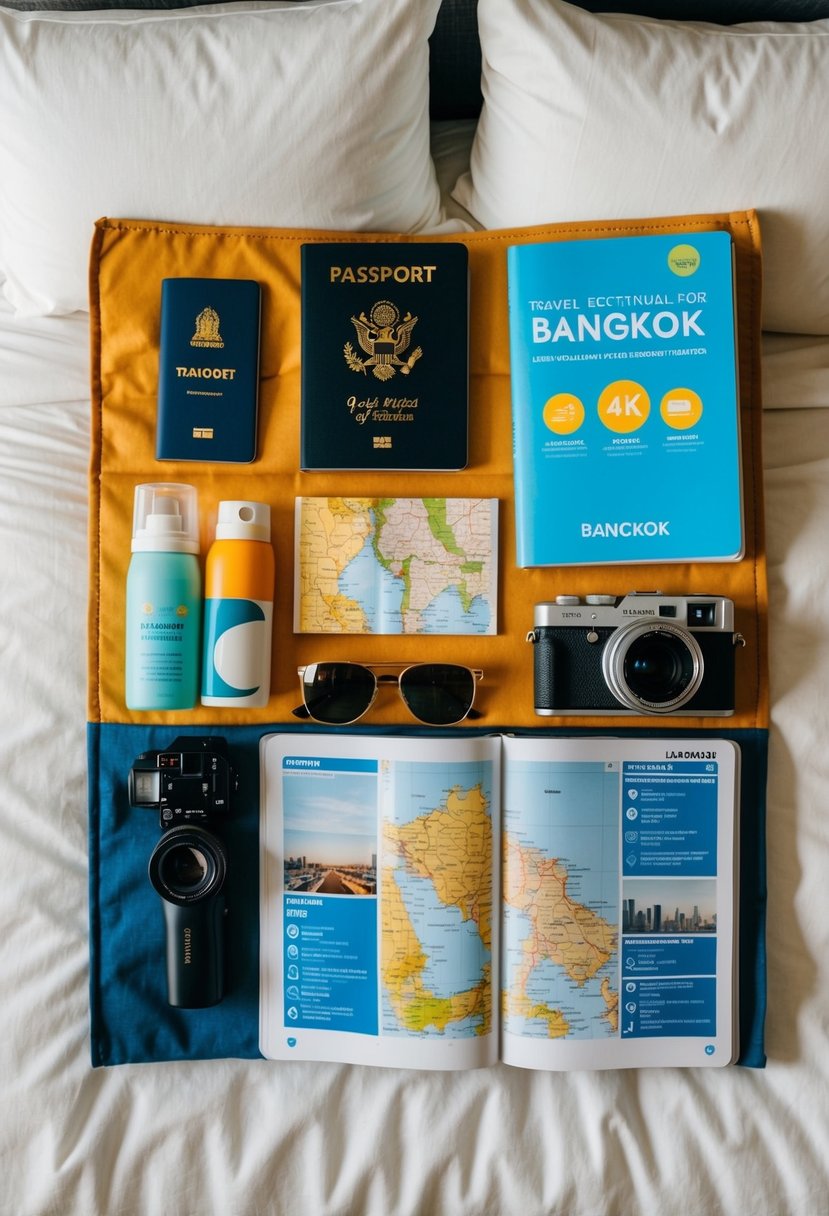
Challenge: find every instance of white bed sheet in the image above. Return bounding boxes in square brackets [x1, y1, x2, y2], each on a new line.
[2, 257, 829, 1216]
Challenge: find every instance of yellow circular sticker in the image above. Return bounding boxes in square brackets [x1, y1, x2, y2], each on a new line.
[660, 388, 703, 429]
[543, 393, 585, 435]
[667, 244, 701, 277]
[597, 380, 650, 434]
[176, 604, 189, 616]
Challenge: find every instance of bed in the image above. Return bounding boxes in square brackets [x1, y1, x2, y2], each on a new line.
[2, 1, 829, 1213]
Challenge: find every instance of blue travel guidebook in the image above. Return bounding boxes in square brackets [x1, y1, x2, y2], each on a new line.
[507, 231, 742, 566]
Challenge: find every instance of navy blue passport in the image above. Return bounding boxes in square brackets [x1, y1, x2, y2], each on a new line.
[156, 277, 261, 463]
[300, 242, 469, 470]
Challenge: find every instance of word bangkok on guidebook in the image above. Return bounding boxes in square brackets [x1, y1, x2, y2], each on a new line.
[507, 231, 743, 566]
[259, 734, 740, 1072]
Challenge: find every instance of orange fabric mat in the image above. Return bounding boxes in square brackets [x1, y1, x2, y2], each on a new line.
[88, 212, 767, 730]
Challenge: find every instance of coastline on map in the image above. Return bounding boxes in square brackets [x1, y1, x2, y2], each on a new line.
[294, 495, 498, 635]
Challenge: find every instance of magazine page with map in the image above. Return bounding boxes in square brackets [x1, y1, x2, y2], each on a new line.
[499, 736, 739, 1071]
[259, 733, 738, 1070]
[259, 733, 501, 1069]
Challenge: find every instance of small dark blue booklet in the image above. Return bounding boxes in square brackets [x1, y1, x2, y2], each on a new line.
[156, 277, 261, 463]
[300, 241, 469, 470]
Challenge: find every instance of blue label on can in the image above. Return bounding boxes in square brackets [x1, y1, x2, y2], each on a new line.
[201, 598, 268, 699]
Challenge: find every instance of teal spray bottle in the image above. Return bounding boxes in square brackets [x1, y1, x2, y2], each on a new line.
[125, 483, 202, 710]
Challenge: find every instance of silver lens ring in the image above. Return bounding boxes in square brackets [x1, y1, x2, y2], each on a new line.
[601, 620, 704, 713]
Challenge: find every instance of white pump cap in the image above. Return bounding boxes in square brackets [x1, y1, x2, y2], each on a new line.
[131, 483, 200, 554]
[214, 500, 271, 543]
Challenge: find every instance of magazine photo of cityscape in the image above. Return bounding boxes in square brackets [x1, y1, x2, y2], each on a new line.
[283, 767, 378, 896]
[621, 879, 718, 935]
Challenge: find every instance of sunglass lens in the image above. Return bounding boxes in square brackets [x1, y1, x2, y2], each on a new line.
[303, 663, 375, 724]
[399, 664, 475, 725]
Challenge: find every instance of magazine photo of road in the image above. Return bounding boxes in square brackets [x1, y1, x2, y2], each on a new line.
[282, 766, 378, 897]
[284, 855, 376, 896]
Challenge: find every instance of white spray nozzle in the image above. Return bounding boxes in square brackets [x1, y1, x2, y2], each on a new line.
[132, 483, 200, 554]
[214, 500, 271, 543]
[146, 494, 183, 533]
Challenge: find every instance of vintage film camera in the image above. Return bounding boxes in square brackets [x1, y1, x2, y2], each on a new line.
[528, 592, 744, 716]
[128, 736, 237, 1008]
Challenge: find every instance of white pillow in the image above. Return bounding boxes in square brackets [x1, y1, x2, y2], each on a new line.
[0, 0, 444, 317]
[453, 0, 829, 335]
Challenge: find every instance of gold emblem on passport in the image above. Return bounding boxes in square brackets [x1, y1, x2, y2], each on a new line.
[190, 306, 224, 349]
[344, 300, 422, 382]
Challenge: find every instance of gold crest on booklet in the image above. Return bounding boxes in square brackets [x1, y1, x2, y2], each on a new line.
[300, 241, 468, 471]
[344, 299, 422, 381]
[190, 306, 225, 349]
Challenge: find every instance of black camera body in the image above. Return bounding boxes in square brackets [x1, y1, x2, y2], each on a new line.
[529, 593, 743, 716]
[128, 736, 237, 1008]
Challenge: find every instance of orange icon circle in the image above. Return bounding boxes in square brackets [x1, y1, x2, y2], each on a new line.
[597, 380, 650, 434]
[543, 393, 585, 435]
[660, 388, 703, 429]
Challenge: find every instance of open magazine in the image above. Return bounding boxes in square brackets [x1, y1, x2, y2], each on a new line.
[259, 733, 739, 1070]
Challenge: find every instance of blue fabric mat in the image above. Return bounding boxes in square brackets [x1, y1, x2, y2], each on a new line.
[88, 722, 767, 1068]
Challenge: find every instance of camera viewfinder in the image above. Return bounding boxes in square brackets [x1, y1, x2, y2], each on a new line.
[130, 770, 161, 805]
[658, 605, 677, 618]
[688, 602, 717, 627]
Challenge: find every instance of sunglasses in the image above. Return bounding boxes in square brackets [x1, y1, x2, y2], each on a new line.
[293, 661, 483, 726]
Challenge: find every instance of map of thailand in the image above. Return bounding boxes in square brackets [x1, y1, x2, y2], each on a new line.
[294, 496, 497, 634]
[502, 760, 620, 1040]
[380, 761, 493, 1038]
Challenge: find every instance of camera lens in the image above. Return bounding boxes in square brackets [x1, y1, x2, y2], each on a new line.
[161, 845, 209, 892]
[603, 621, 704, 713]
[625, 634, 694, 700]
[149, 825, 227, 905]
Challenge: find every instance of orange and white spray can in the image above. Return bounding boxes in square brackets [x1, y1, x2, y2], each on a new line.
[201, 501, 274, 708]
